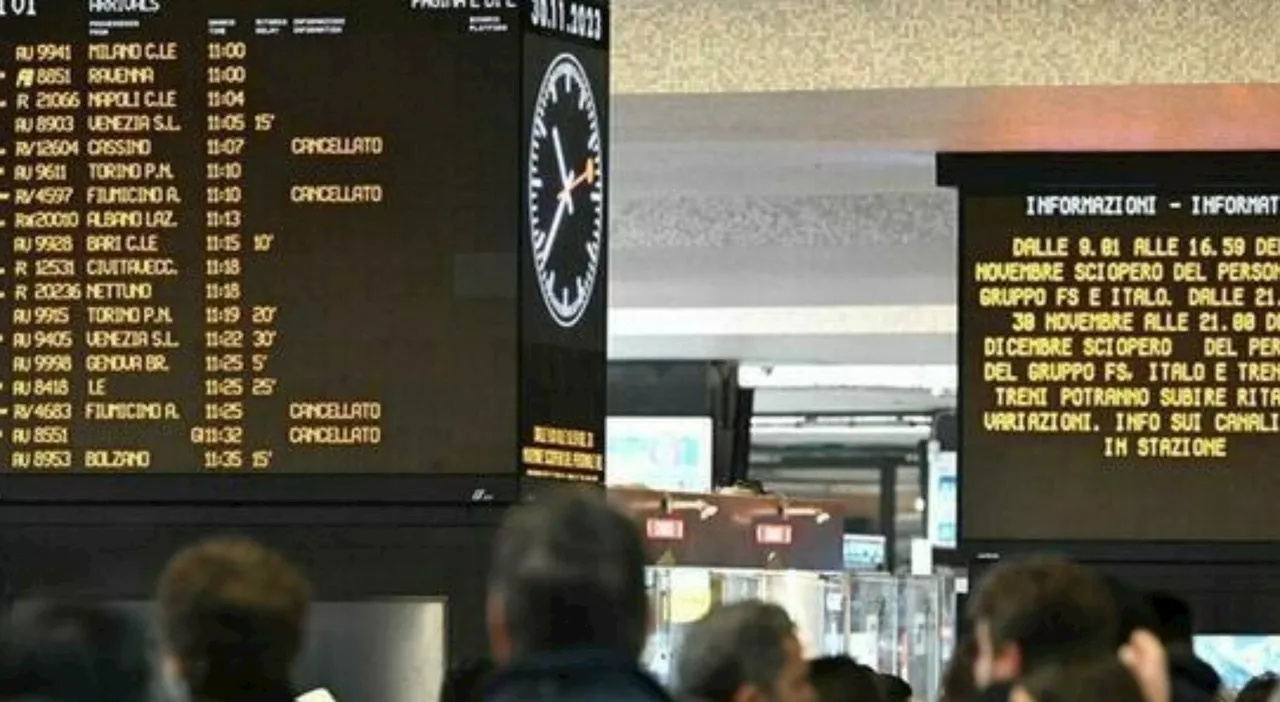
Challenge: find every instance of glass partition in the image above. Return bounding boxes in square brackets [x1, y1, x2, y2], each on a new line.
[646, 567, 956, 699]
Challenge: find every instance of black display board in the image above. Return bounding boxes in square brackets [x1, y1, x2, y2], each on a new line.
[941, 152, 1280, 546]
[0, 0, 608, 502]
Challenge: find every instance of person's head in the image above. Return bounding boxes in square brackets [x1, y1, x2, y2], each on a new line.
[0, 601, 153, 702]
[968, 556, 1118, 688]
[941, 640, 977, 702]
[879, 675, 911, 702]
[487, 488, 648, 663]
[674, 601, 813, 702]
[438, 659, 494, 702]
[807, 656, 883, 702]
[1106, 578, 1159, 647]
[1236, 673, 1280, 702]
[1011, 657, 1145, 702]
[157, 536, 311, 702]
[1144, 593, 1194, 648]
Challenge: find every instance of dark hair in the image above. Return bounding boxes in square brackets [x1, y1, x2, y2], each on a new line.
[675, 601, 797, 702]
[1145, 592, 1194, 646]
[940, 639, 976, 702]
[879, 674, 912, 702]
[1237, 673, 1280, 702]
[438, 659, 494, 702]
[489, 489, 648, 659]
[970, 682, 1014, 702]
[1018, 657, 1144, 702]
[0, 601, 153, 702]
[968, 556, 1117, 673]
[808, 656, 884, 702]
[1105, 577, 1159, 646]
[157, 536, 311, 702]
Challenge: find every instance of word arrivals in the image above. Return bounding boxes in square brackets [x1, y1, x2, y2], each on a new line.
[88, 0, 160, 13]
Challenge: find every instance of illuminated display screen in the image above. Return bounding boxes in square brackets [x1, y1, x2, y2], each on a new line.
[605, 416, 713, 492]
[950, 154, 1280, 542]
[0, 0, 608, 498]
[1194, 635, 1280, 692]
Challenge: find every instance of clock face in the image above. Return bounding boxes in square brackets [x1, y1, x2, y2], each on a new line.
[528, 52, 604, 329]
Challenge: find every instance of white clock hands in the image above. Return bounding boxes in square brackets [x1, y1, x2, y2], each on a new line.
[528, 52, 602, 330]
[552, 127, 575, 215]
[536, 156, 594, 268]
[538, 197, 568, 268]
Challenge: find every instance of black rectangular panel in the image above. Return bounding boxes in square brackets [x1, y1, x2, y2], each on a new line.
[0, 509, 501, 663]
[63, 599, 449, 702]
[517, 0, 608, 485]
[947, 152, 1280, 543]
[607, 362, 720, 417]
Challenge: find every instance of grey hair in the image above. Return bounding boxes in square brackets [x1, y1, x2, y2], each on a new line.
[674, 601, 798, 702]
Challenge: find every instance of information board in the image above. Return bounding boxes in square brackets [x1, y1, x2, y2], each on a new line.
[944, 153, 1280, 542]
[0, 0, 608, 502]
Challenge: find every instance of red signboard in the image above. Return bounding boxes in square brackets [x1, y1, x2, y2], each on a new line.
[611, 488, 844, 570]
[755, 523, 793, 546]
[646, 517, 685, 541]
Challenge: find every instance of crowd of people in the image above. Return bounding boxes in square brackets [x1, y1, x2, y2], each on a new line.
[0, 490, 1271, 702]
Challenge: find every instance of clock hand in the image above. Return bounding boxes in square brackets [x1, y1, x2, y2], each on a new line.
[552, 128, 576, 216]
[558, 156, 597, 201]
[538, 196, 569, 268]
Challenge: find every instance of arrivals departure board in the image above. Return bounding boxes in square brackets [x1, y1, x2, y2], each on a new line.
[945, 153, 1280, 542]
[0, 0, 610, 501]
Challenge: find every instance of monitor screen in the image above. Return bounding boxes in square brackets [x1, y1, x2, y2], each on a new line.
[1193, 635, 1280, 693]
[605, 416, 713, 492]
[925, 444, 957, 548]
[959, 188, 1280, 541]
[0, 1, 609, 496]
[842, 533, 886, 571]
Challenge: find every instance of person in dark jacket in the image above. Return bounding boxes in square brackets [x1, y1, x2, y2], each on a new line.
[941, 639, 976, 702]
[1236, 673, 1279, 702]
[879, 675, 911, 702]
[0, 601, 153, 702]
[673, 601, 814, 702]
[809, 656, 883, 702]
[439, 659, 494, 702]
[483, 489, 671, 702]
[1012, 656, 1146, 702]
[1104, 578, 1173, 702]
[969, 557, 1118, 690]
[1144, 593, 1221, 702]
[157, 536, 311, 702]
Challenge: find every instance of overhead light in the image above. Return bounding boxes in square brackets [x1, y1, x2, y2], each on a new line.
[609, 305, 956, 337]
[750, 415, 809, 427]
[740, 364, 957, 393]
